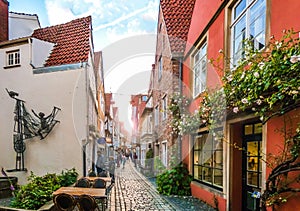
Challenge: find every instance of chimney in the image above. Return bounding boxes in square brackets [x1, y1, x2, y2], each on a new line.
[0, 0, 9, 42]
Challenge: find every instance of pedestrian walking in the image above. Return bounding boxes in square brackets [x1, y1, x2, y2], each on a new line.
[133, 152, 137, 167]
[96, 151, 105, 175]
[122, 153, 126, 168]
[108, 156, 115, 183]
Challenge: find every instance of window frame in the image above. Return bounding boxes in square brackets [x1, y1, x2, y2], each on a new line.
[193, 129, 223, 190]
[230, 0, 266, 66]
[161, 95, 167, 121]
[6, 49, 21, 67]
[158, 56, 163, 81]
[154, 105, 159, 126]
[192, 42, 207, 98]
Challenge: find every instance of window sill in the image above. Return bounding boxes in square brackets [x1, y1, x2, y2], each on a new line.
[191, 180, 224, 195]
[4, 64, 21, 69]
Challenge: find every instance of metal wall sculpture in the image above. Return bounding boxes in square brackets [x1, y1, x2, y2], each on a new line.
[6, 89, 61, 171]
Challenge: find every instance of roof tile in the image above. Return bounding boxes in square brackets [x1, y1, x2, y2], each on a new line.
[160, 0, 196, 53]
[31, 16, 91, 67]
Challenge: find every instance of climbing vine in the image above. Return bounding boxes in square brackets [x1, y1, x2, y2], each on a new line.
[168, 29, 300, 208]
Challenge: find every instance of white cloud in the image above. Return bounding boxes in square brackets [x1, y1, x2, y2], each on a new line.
[93, 6, 150, 31]
[45, 0, 75, 25]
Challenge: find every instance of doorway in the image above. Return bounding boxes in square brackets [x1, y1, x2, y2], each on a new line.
[242, 122, 262, 211]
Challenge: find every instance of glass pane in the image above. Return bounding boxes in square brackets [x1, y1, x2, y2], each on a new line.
[203, 167, 212, 183]
[214, 150, 223, 168]
[214, 169, 223, 186]
[215, 139, 223, 150]
[247, 172, 258, 186]
[247, 141, 258, 156]
[202, 151, 212, 166]
[244, 124, 253, 135]
[198, 166, 203, 180]
[259, 173, 262, 187]
[234, 15, 246, 52]
[201, 43, 207, 57]
[254, 123, 262, 134]
[194, 151, 199, 164]
[194, 166, 199, 179]
[234, 0, 246, 19]
[248, 157, 258, 171]
[259, 159, 262, 171]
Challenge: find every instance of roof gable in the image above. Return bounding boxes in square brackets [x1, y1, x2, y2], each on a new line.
[31, 16, 91, 67]
[160, 0, 196, 53]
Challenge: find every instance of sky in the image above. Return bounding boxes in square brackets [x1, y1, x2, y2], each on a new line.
[9, 0, 159, 132]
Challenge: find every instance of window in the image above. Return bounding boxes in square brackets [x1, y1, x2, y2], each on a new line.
[193, 43, 207, 97]
[6, 50, 20, 66]
[154, 105, 159, 126]
[161, 95, 167, 120]
[231, 0, 266, 66]
[193, 130, 223, 189]
[162, 141, 167, 167]
[141, 95, 148, 102]
[158, 56, 163, 80]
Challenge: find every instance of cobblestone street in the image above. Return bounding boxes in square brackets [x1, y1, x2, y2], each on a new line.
[107, 160, 215, 211]
[108, 160, 176, 211]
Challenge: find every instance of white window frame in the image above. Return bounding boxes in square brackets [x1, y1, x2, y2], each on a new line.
[193, 43, 207, 98]
[154, 105, 159, 126]
[158, 56, 163, 80]
[161, 95, 167, 120]
[231, 0, 266, 66]
[6, 50, 20, 67]
[161, 140, 168, 167]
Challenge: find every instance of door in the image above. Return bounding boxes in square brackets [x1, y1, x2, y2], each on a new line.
[242, 122, 262, 211]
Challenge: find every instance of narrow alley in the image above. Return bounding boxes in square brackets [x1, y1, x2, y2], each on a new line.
[108, 160, 215, 211]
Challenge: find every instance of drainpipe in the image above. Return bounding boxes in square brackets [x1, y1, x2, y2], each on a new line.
[84, 62, 89, 176]
[178, 57, 183, 164]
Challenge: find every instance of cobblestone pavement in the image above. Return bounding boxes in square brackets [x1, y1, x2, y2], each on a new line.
[108, 160, 176, 211]
[107, 160, 215, 211]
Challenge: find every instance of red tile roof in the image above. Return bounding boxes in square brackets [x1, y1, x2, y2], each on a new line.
[31, 16, 91, 67]
[160, 0, 196, 53]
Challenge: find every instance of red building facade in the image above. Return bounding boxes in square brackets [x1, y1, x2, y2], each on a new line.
[181, 0, 300, 210]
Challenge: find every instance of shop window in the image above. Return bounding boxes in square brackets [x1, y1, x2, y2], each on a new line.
[193, 129, 223, 189]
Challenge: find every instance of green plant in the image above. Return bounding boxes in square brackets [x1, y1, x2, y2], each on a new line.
[10, 168, 78, 210]
[156, 163, 192, 196]
[221, 29, 300, 123]
[57, 168, 78, 187]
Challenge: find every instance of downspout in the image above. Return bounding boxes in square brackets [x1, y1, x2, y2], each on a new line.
[84, 62, 89, 176]
[178, 57, 183, 163]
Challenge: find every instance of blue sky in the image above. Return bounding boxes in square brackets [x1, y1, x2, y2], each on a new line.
[8, 0, 159, 51]
[9, 0, 159, 131]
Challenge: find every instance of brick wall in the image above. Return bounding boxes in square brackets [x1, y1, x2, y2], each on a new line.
[153, 7, 181, 168]
[0, 0, 8, 42]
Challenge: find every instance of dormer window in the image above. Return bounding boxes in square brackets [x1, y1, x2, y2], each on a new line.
[6, 50, 20, 67]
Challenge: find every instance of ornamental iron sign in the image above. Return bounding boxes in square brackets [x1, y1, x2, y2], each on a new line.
[6, 88, 61, 172]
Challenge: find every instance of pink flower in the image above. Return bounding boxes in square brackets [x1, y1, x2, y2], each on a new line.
[254, 72, 259, 78]
[290, 55, 300, 63]
[241, 98, 248, 104]
[233, 107, 239, 113]
[256, 99, 262, 105]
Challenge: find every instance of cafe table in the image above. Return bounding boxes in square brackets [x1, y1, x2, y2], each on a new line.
[53, 186, 106, 198]
[53, 186, 107, 210]
[84, 176, 112, 183]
